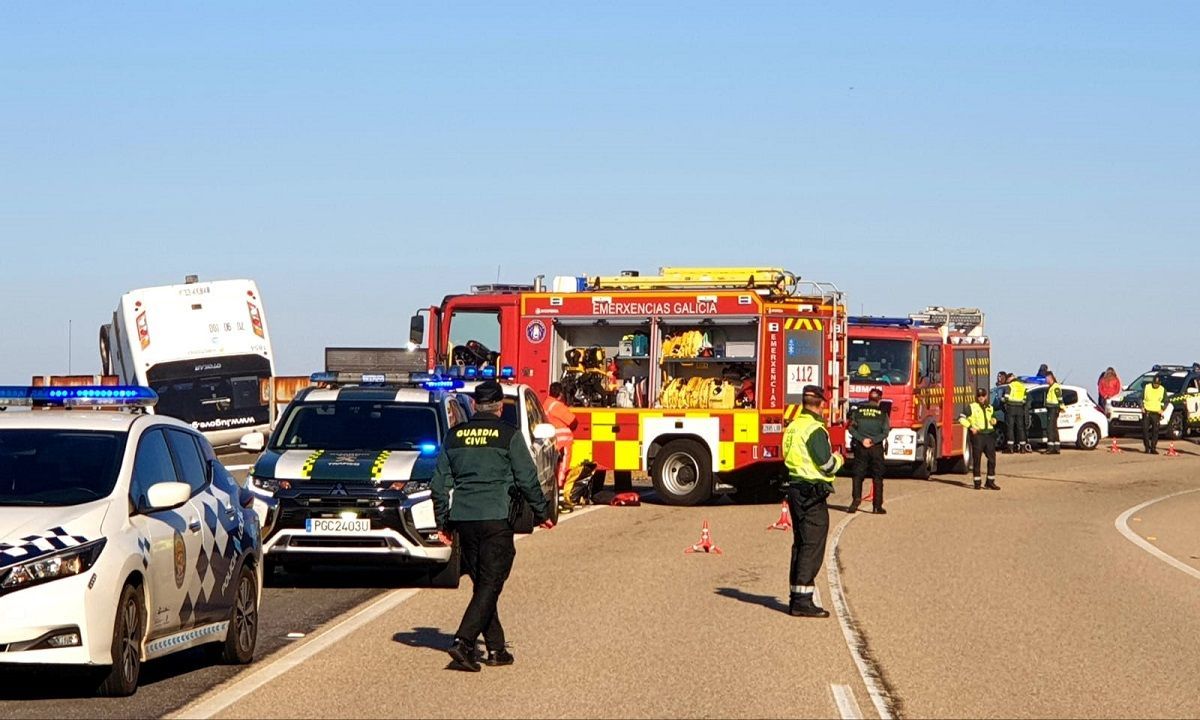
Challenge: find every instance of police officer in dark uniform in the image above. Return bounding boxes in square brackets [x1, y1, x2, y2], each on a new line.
[431, 380, 554, 672]
[848, 387, 890, 514]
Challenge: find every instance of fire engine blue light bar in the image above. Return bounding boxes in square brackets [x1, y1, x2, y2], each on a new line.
[0, 386, 158, 407]
[849, 316, 914, 327]
[500, 366, 515, 379]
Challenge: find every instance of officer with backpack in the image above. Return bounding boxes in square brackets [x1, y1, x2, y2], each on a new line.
[431, 380, 555, 672]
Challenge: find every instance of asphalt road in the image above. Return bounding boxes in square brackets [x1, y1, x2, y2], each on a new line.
[4, 442, 1199, 718]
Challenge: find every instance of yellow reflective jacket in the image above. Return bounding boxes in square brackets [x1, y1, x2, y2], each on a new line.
[783, 410, 843, 483]
[959, 402, 997, 433]
[1143, 384, 1167, 413]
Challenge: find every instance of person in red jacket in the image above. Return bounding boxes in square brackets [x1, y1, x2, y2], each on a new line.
[1098, 367, 1122, 411]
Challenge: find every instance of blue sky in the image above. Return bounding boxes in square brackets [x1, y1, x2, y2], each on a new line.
[2, 2, 1196, 389]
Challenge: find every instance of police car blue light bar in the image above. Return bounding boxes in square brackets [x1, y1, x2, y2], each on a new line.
[420, 379, 465, 391]
[311, 371, 417, 385]
[0, 386, 157, 408]
[418, 442, 438, 455]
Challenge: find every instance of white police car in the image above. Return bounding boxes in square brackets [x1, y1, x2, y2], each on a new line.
[242, 372, 474, 587]
[0, 386, 262, 696]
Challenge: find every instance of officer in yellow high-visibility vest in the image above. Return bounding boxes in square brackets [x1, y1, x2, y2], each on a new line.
[959, 387, 1000, 490]
[781, 385, 844, 618]
[1004, 375, 1031, 453]
[1044, 372, 1063, 455]
[1142, 374, 1168, 454]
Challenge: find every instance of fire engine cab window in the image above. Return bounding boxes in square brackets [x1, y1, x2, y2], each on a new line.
[917, 345, 941, 386]
[448, 312, 501, 368]
[848, 339, 912, 385]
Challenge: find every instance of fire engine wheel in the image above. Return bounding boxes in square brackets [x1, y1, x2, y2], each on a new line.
[651, 440, 713, 506]
[911, 434, 936, 480]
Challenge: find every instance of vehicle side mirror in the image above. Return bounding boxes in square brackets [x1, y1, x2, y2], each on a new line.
[143, 481, 192, 512]
[239, 432, 265, 453]
[409, 314, 425, 345]
[532, 423, 557, 442]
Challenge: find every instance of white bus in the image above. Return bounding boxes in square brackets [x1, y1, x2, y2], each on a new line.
[100, 276, 276, 447]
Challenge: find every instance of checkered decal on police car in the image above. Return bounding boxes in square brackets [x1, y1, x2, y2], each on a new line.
[178, 484, 250, 627]
[0, 526, 90, 568]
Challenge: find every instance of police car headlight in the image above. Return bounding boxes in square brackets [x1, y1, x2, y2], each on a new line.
[249, 474, 289, 498]
[0, 539, 106, 594]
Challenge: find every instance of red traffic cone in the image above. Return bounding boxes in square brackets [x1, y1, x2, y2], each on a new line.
[767, 501, 791, 531]
[1108, 439, 1122, 454]
[1166, 442, 1179, 457]
[684, 519, 723, 555]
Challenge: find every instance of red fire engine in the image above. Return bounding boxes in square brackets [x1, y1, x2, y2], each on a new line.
[846, 307, 990, 478]
[411, 267, 848, 505]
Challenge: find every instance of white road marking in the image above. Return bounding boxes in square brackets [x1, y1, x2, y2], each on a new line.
[831, 683, 864, 719]
[1115, 488, 1200, 582]
[172, 504, 604, 720]
[828, 512, 898, 720]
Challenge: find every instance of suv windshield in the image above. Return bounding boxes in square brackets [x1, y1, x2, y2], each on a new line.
[1127, 373, 1188, 395]
[273, 402, 442, 451]
[849, 338, 913, 385]
[0, 430, 127, 506]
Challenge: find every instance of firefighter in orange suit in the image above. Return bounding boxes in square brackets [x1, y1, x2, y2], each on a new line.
[543, 382, 578, 494]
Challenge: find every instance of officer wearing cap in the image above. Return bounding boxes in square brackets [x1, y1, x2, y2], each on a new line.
[431, 380, 554, 672]
[848, 387, 890, 514]
[780, 384, 844, 618]
[959, 387, 1000, 490]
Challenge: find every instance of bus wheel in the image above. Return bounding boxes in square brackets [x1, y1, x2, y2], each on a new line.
[99, 327, 112, 376]
[651, 439, 713, 506]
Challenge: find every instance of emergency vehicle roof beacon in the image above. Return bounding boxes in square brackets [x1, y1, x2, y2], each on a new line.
[99, 276, 276, 448]
[0, 385, 263, 697]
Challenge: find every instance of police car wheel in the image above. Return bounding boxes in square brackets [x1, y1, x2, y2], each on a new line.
[651, 439, 713, 506]
[97, 583, 144, 697]
[219, 565, 259, 664]
[1168, 413, 1185, 440]
[1076, 423, 1101, 450]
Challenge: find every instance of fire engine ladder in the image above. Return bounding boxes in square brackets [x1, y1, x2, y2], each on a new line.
[589, 267, 799, 296]
[909, 306, 986, 338]
[791, 280, 848, 423]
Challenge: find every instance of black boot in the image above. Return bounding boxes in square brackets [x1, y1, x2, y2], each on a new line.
[873, 506, 887, 515]
[789, 593, 830, 618]
[973, 478, 982, 490]
[846, 499, 860, 514]
[985, 478, 1000, 491]
[484, 648, 514, 666]
[447, 638, 481, 672]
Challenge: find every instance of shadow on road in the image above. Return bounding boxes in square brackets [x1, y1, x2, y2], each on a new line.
[391, 626, 456, 652]
[0, 646, 217, 700]
[714, 587, 789, 614]
[266, 565, 427, 590]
